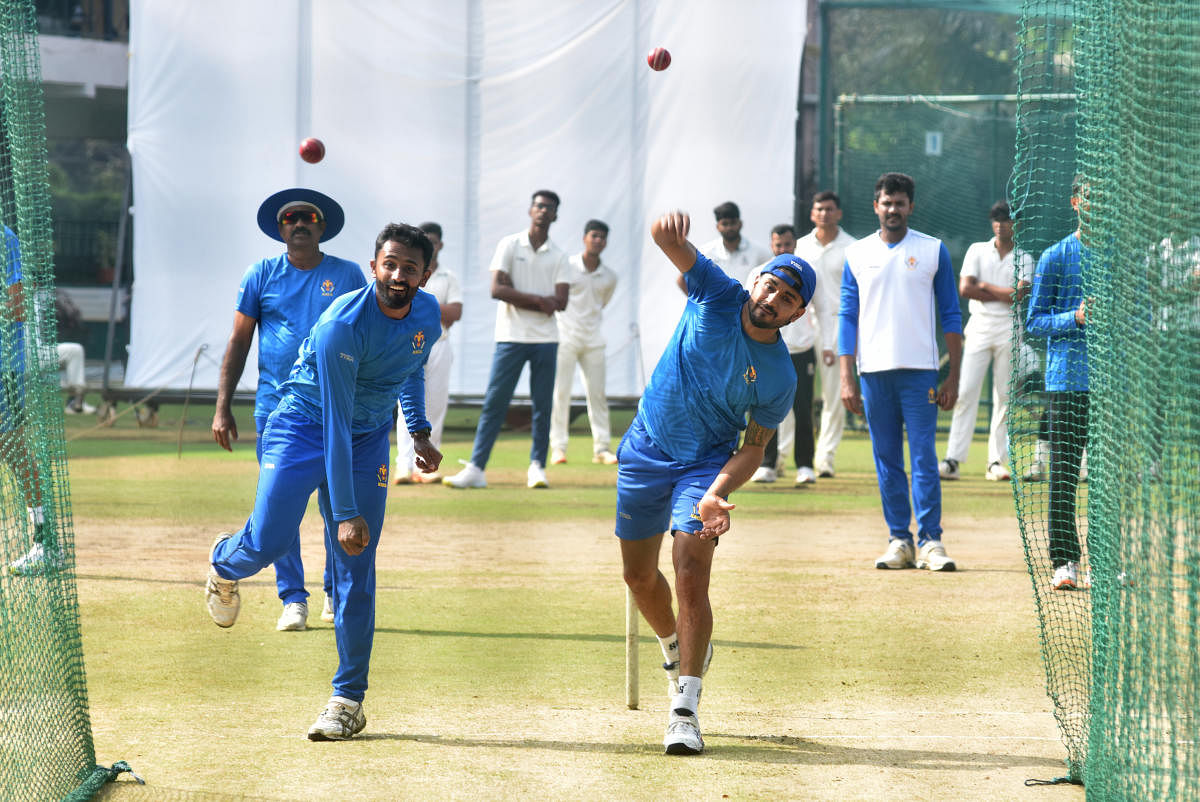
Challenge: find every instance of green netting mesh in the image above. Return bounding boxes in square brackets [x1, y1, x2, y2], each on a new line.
[1013, 0, 1200, 795]
[0, 1, 117, 799]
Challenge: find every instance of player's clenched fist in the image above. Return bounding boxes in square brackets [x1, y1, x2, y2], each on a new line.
[651, 211, 690, 249]
[338, 516, 371, 556]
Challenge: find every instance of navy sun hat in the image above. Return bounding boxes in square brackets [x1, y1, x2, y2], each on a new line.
[256, 187, 345, 243]
[760, 253, 817, 306]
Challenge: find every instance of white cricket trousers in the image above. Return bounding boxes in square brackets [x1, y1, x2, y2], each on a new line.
[57, 342, 85, 392]
[550, 339, 610, 454]
[813, 356, 844, 474]
[944, 319, 1013, 467]
[396, 338, 452, 473]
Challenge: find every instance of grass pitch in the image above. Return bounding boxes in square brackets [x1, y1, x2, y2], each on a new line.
[54, 401, 1082, 801]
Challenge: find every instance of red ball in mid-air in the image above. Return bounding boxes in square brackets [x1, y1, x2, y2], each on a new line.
[299, 137, 325, 164]
[647, 47, 671, 72]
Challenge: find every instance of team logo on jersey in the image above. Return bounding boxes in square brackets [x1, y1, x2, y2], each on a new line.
[321, 279, 336, 296]
[412, 330, 426, 355]
[690, 503, 702, 521]
[377, 464, 388, 487]
[928, 387, 936, 404]
[743, 365, 757, 385]
[906, 256, 918, 270]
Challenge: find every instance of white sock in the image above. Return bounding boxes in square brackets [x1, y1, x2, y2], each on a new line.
[27, 506, 45, 526]
[330, 695, 359, 710]
[657, 633, 679, 666]
[672, 676, 701, 714]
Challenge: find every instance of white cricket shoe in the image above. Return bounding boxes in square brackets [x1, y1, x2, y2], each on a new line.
[9, 543, 62, 576]
[205, 533, 240, 628]
[794, 467, 817, 486]
[916, 540, 957, 571]
[751, 466, 777, 483]
[307, 696, 366, 741]
[985, 462, 1012, 482]
[551, 448, 568, 465]
[527, 461, 549, 489]
[321, 594, 335, 623]
[664, 709, 704, 755]
[665, 642, 715, 697]
[938, 459, 960, 480]
[276, 602, 308, 632]
[443, 461, 487, 489]
[1052, 562, 1079, 591]
[592, 450, 619, 465]
[817, 466, 835, 479]
[875, 538, 916, 570]
[1023, 441, 1050, 482]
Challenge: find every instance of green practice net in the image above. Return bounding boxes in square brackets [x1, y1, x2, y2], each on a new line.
[1012, 0, 1200, 795]
[0, 1, 119, 799]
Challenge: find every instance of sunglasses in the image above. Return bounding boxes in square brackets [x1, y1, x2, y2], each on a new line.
[280, 209, 322, 225]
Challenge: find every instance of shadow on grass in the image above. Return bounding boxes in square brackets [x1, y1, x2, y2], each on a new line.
[358, 731, 1066, 770]
[373, 628, 804, 651]
[93, 783, 281, 801]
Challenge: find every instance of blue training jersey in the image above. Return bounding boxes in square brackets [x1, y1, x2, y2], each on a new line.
[236, 253, 366, 420]
[1026, 232, 1089, 391]
[2, 227, 23, 374]
[280, 284, 441, 521]
[637, 253, 797, 463]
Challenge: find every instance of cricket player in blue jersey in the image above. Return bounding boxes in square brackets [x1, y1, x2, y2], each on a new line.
[213, 188, 367, 633]
[618, 211, 816, 756]
[205, 223, 441, 741]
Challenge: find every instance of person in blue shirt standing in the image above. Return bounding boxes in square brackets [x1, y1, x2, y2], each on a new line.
[1026, 177, 1092, 591]
[205, 223, 441, 741]
[618, 210, 815, 756]
[839, 172, 963, 573]
[212, 188, 367, 632]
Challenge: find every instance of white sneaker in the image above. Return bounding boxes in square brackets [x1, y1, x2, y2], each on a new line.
[875, 538, 915, 569]
[665, 642, 714, 697]
[205, 534, 240, 628]
[664, 709, 704, 755]
[64, 400, 96, 415]
[938, 459, 960, 480]
[276, 601, 308, 631]
[750, 466, 777, 483]
[551, 448, 568, 465]
[306, 696, 366, 741]
[1024, 441, 1050, 482]
[321, 594, 335, 623]
[592, 450, 619, 465]
[9, 542, 62, 576]
[527, 461, 549, 488]
[817, 466, 835, 478]
[443, 461, 487, 489]
[794, 467, 816, 485]
[1052, 562, 1079, 591]
[985, 462, 1011, 482]
[916, 540, 956, 571]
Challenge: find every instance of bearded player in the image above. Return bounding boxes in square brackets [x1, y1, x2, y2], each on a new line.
[617, 210, 816, 755]
[204, 223, 441, 741]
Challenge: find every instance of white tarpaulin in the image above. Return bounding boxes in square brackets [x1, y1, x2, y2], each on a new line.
[125, 0, 806, 398]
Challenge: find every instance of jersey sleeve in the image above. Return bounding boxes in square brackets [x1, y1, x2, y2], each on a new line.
[598, 268, 617, 308]
[933, 243, 963, 335]
[685, 252, 744, 307]
[312, 318, 361, 521]
[236, 263, 262, 319]
[488, 235, 514, 274]
[444, 271, 463, 305]
[1026, 245, 1079, 337]
[837, 260, 859, 357]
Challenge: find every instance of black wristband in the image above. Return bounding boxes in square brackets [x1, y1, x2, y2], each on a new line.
[410, 428, 432, 438]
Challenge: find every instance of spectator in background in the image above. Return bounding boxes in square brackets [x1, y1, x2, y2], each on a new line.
[550, 219, 619, 466]
[395, 222, 462, 484]
[939, 201, 1033, 482]
[55, 289, 95, 415]
[443, 190, 569, 490]
[799, 191, 857, 478]
[839, 172, 963, 573]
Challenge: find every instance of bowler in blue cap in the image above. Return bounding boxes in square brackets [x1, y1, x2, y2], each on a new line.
[211, 186, 366, 633]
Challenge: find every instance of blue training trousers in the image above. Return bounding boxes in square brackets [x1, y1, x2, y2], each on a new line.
[859, 369, 943, 544]
[255, 414, 334, 606]
[215, 408, 391, 702]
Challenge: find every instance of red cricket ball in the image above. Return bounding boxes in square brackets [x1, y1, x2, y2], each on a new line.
[647, 47, 671, 72]
[299, 137, 325, 164]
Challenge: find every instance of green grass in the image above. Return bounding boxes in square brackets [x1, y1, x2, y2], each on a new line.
[44, 401, 1077, 801]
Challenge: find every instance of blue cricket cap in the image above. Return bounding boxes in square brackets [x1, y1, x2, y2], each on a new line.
[760, 253, 817, 306]
[257, 187, 345, 243]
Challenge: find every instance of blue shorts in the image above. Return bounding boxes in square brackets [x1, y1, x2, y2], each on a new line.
[615, 416, 731, 540]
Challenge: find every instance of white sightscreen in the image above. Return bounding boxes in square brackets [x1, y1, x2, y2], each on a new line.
[125, 0, 806, 397]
